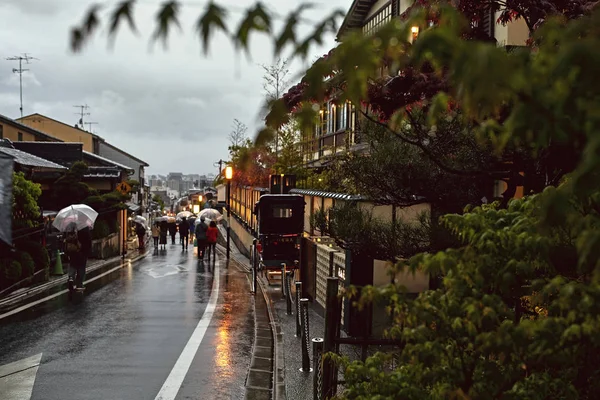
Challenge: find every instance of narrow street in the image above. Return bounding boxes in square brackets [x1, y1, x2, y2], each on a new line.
[0, 242, 254, 400]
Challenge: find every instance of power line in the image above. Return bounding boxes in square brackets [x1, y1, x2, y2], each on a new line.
[6, 53, 39, 118]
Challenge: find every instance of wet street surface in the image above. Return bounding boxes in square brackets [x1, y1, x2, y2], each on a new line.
[0, 240, 255, 400]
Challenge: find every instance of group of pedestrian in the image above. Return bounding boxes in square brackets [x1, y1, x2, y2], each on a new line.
[149, 215, 218, 259]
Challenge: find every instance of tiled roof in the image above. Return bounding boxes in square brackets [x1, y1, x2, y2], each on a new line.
[83, 151, 134, 171]
[289, 188, 365, 201]
[84, 166, 121, 179]
[0, 147, 67, 170]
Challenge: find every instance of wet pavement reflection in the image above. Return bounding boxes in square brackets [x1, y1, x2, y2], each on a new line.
[0, 239, 254, 400]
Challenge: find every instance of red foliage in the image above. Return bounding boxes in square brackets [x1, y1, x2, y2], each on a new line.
[456, 0, 598, 31]
[367, 65, 448, 121]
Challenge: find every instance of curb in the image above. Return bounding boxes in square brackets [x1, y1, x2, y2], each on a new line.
[257, 274, 286, 400]
[0, 245, 150, 319]
[219, 243, 286, 400]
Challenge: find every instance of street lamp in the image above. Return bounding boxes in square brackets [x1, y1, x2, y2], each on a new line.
[225, 166, 233, 259]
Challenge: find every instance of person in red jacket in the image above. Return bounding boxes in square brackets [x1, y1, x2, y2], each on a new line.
[206, 220, 219, 262]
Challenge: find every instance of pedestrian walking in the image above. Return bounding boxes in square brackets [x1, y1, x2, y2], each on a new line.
[188, 217, 196, 243]
[206, 220, 218, 262]
[151, 222, 160, 248]
[195, 216, 209, 259]
[179, 216, 190, 251]
[65, 224, 92, 292]
[168, 221, 177, 245]
[135, 222, 146, 250]
[159, 220, 168, 250]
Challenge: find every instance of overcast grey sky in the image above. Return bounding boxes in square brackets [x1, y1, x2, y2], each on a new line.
[0, 0, 349, 176]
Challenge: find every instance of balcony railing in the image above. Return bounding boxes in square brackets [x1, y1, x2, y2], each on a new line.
[299, 128, 363, 166]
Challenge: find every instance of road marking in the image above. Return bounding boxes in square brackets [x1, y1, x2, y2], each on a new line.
[0, 353, 42, 400]
[154, 260, 221, 400]
[0, 261, 127, 320]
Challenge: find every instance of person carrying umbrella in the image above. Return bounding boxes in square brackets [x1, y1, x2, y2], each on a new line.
[52, 204, 97, 292]
[179, 216, 190, 251]
[65, 222, 92, 292]
[151, 222, 160, 248]
[206, 220, 218, 262]
[195, 216, 209, 260]
[159, 220, 168, 250]
[168, 220, 177, 245]
[135, 222, 146, 250]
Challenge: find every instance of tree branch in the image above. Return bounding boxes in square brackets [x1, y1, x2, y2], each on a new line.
[361, 110, 492, 177]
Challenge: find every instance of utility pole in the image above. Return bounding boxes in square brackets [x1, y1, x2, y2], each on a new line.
[73, 104, 91, 127]
[85, 121, 99, 133]
[213, 159, 224, 177]
[6, 53, 38, 118]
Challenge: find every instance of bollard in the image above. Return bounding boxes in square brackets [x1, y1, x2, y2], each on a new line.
[322, 277, 340, 398]
[52, 250, 64, 275]
[251, 240, 258, 294]
[295, 281, 302, 337]
[252, 253, 258, 294]
[312, 338, 324, 400]
[300, 298, 312, 372]
[281, 263, 286, 299]
[286, 271, 293, 315]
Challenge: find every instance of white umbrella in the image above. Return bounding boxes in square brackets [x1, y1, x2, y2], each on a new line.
[176, 211, 193, 219]
[134, 215, 147, 225]
[52, 204, 98, 232]
[198, 208, 223, 221]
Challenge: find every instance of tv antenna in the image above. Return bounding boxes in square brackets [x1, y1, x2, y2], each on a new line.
[6, 53, 39, 118]
[85, 121, 99, 133]
[73, 104, 91, 127]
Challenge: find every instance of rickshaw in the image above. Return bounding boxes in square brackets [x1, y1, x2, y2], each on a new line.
[251, 194, 305, 283]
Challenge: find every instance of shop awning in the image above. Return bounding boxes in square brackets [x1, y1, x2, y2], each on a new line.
[126, 202, 141, 212]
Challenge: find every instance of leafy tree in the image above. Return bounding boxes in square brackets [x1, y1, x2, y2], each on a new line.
[152, 194, 165, 211]
[330, 7, 600, 400]
[52, 161, 96, 210]
[12, 172, 42, 230]
[229, 138, 274, 188]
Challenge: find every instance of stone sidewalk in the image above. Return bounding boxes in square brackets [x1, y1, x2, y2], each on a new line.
[217, 238, 330, 400]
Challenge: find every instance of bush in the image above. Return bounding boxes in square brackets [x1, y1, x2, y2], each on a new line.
[15, 240, 50, 272]
[15, 251, 35, 282]
[1, 259, 22, 286]
[92, 220, 110, 240]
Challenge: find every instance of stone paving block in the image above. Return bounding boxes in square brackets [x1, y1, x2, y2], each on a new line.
[250, 356, 273, 371]
[244, 387, 272, 400]
[246, 369, 273, 389]
[254, 345, 272, 359]
[256, 328, 272, 339]
[256, 336, 273, 349]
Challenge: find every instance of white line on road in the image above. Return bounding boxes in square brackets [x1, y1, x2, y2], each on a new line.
[154, 260, 221, 400]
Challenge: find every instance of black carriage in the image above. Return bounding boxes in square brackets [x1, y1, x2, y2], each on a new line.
[251, 194, 305, 280]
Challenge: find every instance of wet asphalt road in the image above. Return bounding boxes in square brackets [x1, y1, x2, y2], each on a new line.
[0, 240, 255, 400]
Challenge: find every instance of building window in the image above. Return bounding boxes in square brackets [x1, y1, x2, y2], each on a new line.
[362, 2, 392, 35]
[17, 132, 23, 141]
[0, 124, 3, 139]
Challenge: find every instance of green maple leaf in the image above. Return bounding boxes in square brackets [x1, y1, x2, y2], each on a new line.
[234, 2, 271, 58]
[151, 1, 181, 49]
[196, 2, 228, 55]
